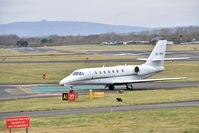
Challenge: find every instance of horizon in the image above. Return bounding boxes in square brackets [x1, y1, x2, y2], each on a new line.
[1, 0, 198, 27]
[1, 20, 199, 28]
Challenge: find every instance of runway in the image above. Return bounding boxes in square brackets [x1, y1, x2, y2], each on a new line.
[0, 82, 199, 101]
[0, 50, 198, 64]
[1, 100, 199, 120]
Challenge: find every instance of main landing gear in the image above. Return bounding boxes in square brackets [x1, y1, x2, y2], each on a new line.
[106, 84, 133, 90]
[126, 83, 133, 90]
[107, 85, 115, 90]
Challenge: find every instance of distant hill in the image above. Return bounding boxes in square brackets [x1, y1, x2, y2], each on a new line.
[0, 20, 152, 37]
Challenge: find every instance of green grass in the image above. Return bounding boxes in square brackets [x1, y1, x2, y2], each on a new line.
[0, 54, 138, 62]
[0, 48, 61, 56]
[0, 107, 199, 133]
[0, 44, 198, 84]
[48, 44, 154, 52]
[151, 61, 199, 81]
[49, 44, 199, 52]
[0, 61, 198, 84]
[0, 49, 24, 56]
[0, 62, 133, 84]
[1, 87, 199, 113]
[1, 44, 198, 62]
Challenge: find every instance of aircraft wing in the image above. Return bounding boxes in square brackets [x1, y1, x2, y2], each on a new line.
[113, 77, 186, 85]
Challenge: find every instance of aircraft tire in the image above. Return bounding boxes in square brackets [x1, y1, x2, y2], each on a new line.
[126, 84, 133, 90]
[108, 85, 115, 90]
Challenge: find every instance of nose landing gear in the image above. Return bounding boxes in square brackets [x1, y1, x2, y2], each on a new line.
[105, 85, 115, 90]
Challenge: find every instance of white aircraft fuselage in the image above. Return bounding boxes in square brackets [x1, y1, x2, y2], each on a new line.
[59, 40, 185, 90]
[59, 65, 163, 85]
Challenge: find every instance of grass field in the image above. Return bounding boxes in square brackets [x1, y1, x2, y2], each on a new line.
[0, 107, 199, 133]
[49, 44, 199, 52]
[0, 61, 198, 84]
[1, 44, 198, 62]
[0, 43, 199, 84]
[1, 87, 199, 113]
[0, 54, 138, 62]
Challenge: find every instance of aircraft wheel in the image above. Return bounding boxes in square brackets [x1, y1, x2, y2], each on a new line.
[126, 84, 133, 90]
[108, 85, 115, 90]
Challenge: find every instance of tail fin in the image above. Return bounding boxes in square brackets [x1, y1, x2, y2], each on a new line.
[145, 40, 167, 67]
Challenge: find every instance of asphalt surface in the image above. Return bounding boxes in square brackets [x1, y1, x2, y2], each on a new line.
[1, 82, 198, 119]
[0, 82, 199, 100]
[1, 100, 199, 120]
[0, 50, 198, 64]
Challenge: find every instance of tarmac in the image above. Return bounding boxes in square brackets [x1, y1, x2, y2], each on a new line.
[0, 82, 199, 101]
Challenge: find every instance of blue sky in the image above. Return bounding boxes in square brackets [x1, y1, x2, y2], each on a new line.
[0, 0, 198, 27]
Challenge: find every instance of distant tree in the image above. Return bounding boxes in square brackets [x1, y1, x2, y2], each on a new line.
[41, 38, 48, 43]
[0, 35, 20, 46]
[16, 40, 28, 47]
[1, 26, 199, 47]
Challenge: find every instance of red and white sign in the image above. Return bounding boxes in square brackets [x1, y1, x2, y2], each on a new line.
[68, 92, 76, 102]
[6, 116, 30, 129]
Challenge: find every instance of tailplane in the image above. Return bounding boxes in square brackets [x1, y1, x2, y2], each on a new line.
[137, 40, 190, 66]
[145, 40, 167, 67]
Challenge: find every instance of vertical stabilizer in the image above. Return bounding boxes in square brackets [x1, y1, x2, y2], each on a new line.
[145, 40, 167, 67]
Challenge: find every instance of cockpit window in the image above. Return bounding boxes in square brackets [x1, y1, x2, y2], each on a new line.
[80, 72, 84, 75]
[72, 71, 84, 76]
[72, 72, 79, 76]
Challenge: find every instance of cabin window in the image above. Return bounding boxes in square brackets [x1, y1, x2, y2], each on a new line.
[108, 70, 110, 73]
[122, 69, 124, 72]
[112, 70, 115, 73]
[72, 72, 79, 76]
[104, 71, 106, 74]
[99, 71, 102, 74]
[116, 70, 119, 73]
[95, 71, 97, 74]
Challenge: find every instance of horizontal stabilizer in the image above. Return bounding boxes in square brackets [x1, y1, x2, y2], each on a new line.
[113, 77, 186, 84]
[152, 57, 190, 61]
[137, 58, 148, 61]
[137, 57, 190, 61]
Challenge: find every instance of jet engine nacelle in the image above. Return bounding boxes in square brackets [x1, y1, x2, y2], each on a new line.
[134, 65, 156, 75]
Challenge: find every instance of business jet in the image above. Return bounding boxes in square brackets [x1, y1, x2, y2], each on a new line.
[59, 40, 187, 90]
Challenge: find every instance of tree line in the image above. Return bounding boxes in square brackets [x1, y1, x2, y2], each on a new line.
[0, 26, 199, 47]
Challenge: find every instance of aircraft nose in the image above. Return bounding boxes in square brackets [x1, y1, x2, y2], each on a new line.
[59, 76, 72, 85]
[59, 79, 65, 85]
